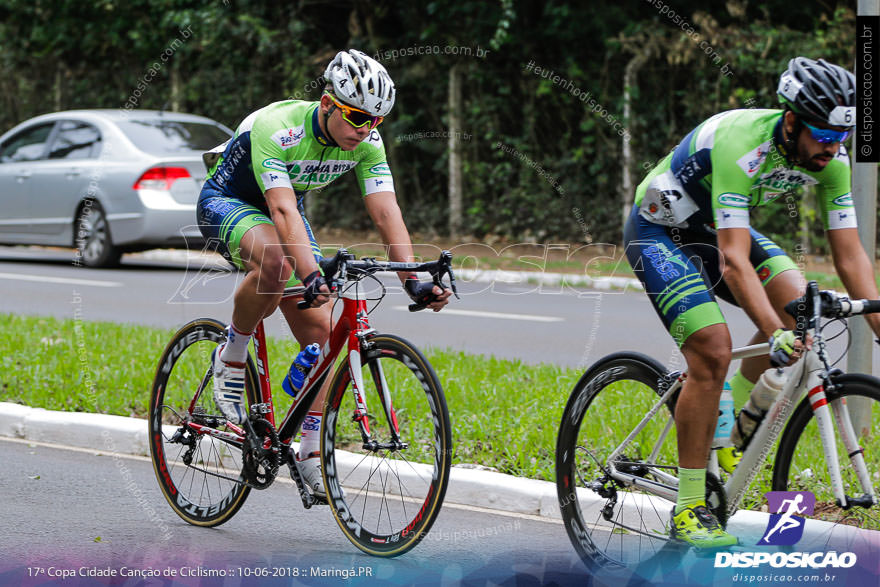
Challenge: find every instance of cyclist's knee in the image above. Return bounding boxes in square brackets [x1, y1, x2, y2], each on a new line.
[682, 325, 731, 380]
[252, 253, 291, 293]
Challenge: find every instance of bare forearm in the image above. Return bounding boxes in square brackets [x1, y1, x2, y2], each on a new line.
[270, 206, 320, 279]
[723, 261, 786, 338]
[836, 253, 879, 300]
[365, 193, 416, 280]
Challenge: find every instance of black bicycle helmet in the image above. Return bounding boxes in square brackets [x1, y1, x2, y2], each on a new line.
[777, 57, 856, 127]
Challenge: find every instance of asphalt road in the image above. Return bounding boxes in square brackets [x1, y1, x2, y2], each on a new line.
[2, 245, 878, 375]
[0, 437, 587, 585]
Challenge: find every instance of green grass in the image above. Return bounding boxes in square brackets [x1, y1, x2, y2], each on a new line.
[3, 312, 876, 528]
[0, 312, 575, 482]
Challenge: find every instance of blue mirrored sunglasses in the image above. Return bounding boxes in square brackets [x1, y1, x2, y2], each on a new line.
[803, 120, 851, 144]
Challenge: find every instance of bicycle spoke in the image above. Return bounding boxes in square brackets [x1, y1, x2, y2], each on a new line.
[324, 335, 450, 556]
[149, 319, 255, 527]
[557, 354, 678, 571]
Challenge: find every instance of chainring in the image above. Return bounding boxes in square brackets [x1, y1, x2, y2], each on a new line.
[242, 418, 281, 489]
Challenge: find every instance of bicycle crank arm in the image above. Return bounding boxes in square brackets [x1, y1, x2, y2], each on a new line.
[285, 451, 327, 509]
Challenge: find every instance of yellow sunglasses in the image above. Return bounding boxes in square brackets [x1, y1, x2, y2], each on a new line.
[327, 94, 384, 129]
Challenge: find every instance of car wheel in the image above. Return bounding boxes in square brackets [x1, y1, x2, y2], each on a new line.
[75, 201, 122, 268]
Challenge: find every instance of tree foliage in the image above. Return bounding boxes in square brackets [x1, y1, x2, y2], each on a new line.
[0, 0, 863, 249]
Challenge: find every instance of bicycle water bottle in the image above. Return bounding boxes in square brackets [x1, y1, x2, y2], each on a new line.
[282, 343, 321, 398]
[730, 368, 786, 449]
[712, 383, 735, 448]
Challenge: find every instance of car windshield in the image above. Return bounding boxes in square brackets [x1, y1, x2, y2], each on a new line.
[118, 119, 231, 154]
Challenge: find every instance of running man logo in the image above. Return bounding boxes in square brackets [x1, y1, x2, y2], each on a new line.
[759, 491, 815, 546]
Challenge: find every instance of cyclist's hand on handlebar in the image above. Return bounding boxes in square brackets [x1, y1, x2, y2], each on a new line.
[769, 328, 808, 367]
[404, 277, 452, 312]
[301, 270, 331, 308]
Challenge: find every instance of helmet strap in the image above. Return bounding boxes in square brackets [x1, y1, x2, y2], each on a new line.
[778, 109, 802, 167]
[315, 99, 339, 147]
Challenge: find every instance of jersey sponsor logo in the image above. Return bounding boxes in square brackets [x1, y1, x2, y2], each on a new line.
[643, 243, 682, 281]
[260, 171, 292, 190]
[736, 141, 772, 178]
[262, 158, 287, 172]
[828, 209, 857, 230]
[270, 125, 306, 149]
[753, 168, 817, 192]
[366, 129, 384, 146]
[364, 176, 395, 195]
[832, 193, 853, 207]
[715, 206, 749, 229]
[285, 159, 358, 186]
[369, 163, 391, 175]
[717, 193, 751, 208]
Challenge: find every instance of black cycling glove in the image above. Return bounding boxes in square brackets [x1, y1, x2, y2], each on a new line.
[302, 270, 328, 306]
[404, 275, 437, 306]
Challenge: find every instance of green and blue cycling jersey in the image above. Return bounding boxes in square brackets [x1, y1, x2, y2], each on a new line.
[197, 100, 393, 274]
[624, 108, 854, 345]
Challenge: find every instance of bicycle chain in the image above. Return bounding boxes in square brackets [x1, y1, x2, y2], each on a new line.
[242, 417, 281, 489]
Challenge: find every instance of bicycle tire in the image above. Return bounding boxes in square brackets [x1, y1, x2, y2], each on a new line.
[556, 352, 683, 572]
[322, 334, 451, 557]
[149, 318, 261, 526]
[772, 373, 880, 530]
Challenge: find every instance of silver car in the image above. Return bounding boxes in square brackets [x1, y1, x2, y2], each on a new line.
[0, 109, 233, 267]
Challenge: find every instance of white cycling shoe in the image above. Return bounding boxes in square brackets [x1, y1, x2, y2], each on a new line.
[212, 345, 247, 425]
[297, 452, 326, 499]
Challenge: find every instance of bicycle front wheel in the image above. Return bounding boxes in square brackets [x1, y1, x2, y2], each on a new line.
[773, 375, 880, 530]
[149, 318, 260, 527]
[556, 352, 681, 572]
[322, 334, 451, 557]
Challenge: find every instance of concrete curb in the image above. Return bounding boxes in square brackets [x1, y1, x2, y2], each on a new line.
[127, 249, 644, 292]
[2, 402, 874, 550]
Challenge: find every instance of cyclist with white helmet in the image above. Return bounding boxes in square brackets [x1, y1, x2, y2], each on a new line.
[623, 57, 880, 548]
[197, 49, 452, 498]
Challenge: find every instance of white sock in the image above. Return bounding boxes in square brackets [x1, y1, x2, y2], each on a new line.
[220, 323, 251, 364]
[299, 411, 322, 459]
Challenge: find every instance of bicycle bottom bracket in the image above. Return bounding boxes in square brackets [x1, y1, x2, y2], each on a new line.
[242, 418, 281, 489]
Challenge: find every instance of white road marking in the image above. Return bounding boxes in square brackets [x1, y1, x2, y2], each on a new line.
[0, 272, 122, 287]
[393, 306, 562, 322]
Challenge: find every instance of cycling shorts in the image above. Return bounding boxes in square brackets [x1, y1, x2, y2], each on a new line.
[197, 188, 321, 287]
[623, 206, 799, 346]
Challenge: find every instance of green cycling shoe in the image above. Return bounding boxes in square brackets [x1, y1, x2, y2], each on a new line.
[670, 503, 738, 549]
[717, 446, 743, 474]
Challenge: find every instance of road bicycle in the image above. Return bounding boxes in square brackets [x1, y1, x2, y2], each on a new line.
[149, 249, 457, 557]
[556, 281, 880, 571]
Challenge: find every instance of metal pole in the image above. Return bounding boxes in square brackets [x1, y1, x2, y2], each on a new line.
[848, 0, 879, 435]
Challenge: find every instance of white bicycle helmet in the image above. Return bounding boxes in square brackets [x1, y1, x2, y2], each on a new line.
[324, 49, 396, 116]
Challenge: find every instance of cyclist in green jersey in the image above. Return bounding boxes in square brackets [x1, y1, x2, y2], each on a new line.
[623, 57, 880, 548]
[197, 49, 452, 498]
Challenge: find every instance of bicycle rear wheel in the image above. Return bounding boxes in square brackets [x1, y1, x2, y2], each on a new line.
[149, 318, 260, 526]
[322, 334, 451, 557]
[773, 374, 880, 530]
[556, 352, 683, 572]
